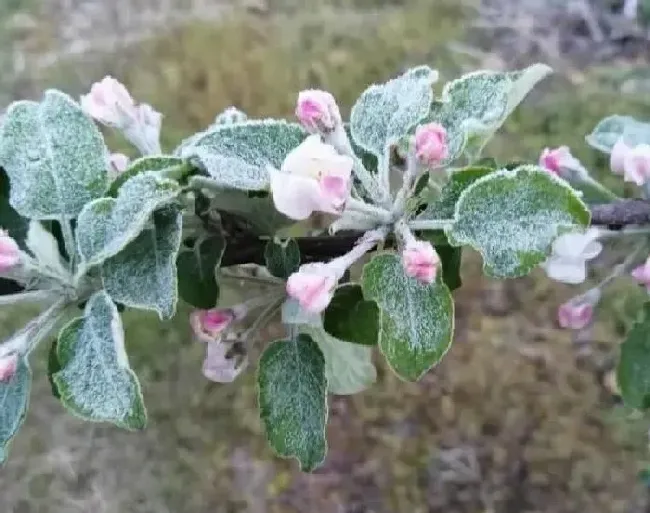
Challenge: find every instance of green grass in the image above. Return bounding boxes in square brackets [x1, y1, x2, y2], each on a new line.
[2, 1, 650, 511]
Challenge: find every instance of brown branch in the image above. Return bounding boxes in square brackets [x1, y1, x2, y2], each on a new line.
[220, 199, 650, 267]
[590, 199, 650, 227]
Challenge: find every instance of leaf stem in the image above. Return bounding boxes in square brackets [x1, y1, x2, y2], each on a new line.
[408, 219, 455, 232]
[345, 198, 393, 223]
[60, 218, 77, 272]
[0, 290, 59, 307]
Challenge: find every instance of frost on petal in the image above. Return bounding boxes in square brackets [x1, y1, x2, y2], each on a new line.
[623, 144, 650, 187]
[0, 230, 20, 272]
[542, 257, 587, 284]
[286, 264, 338, 313]
[190, 308, 236, 343]
[270, 169, 324, 220]
[295, 90, 341, 133]
[402, 240, 440, 284]
[202, 339, 248, 383]
[610, 138, 630, 175]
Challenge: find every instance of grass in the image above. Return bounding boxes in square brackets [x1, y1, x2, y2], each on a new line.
[2, 1, 650, 511]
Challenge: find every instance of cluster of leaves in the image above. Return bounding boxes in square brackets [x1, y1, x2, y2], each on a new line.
[0, 63, 595, 472]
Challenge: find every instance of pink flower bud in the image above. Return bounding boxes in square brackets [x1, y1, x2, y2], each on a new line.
[80, 76, 136, 128]
[623, 144, 650, 186]
[270, 135, 353, 220]
[202, 337, 248, 383]
[402, 240, 440, 284]
[109, 153, 130, 175]
[538, 146, 580, 176]
[557, 302, 593, 330]
[610, 138, 631, 175]
[295, 90, 342, 133]
[286, 263, 339, 314]
[415, 123, 448, 167]
[190, 308, 237, 343]
[632, 256, 650, 292]
[0, 354, 18, 382]
[0, 229, 20, 272]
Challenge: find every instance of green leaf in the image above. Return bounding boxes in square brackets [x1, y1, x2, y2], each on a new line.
[0, 90, 108, 219]
[53, 291, 147, 430]
[176, 235, 225, 309]
[0, 167, 29, 249]
[586, 115, 650, 153]
[0, 357, 31, 464]
[617, 303, 650, 410]
[301, 325, 376, 396]
[427, 64, 552, 163]
[418, 166, 494, 220]
[180, 120, 307, 191]
[350, 66, 437, 163]
[264, 237, 300, 279]
[76, 172, 180, 267]
[47, 339, 61, 399]
[361, 253, 454, 382]
[108, 156, 187, 197]
[323, 284, 379, 346]
[102, 207, 183, 320]
[344, 123, 378, 174]
[258, 333, 327, 472]
[447, 165, 590, 278]
[203, 188, 294, 235]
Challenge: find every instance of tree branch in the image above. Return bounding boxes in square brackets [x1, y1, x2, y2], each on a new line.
[220, 199, 650, 267]
[590, 199, 650, 227]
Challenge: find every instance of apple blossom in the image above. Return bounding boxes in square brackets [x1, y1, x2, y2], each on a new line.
[295, 90, 342, 134]
[190, 308, 238, 343]
[414, 122, 448, 167]
[402, 239, 440, 284]
[286, 263, 340, 314]
[622, 144, 650, 186]
[202, 336, 248, 383]
[632, 256, 650, 292]
[557, 289, 600, 330]
[541, 228, 602, 284]
[109, 153, 130, 175]
[538, 146, 581, 176]
[0, 353, 18, 382]
[610, 138, 631, 175]
[0, 229, 20, 272]
[80, 76, 136, 128]
[269, 135, 353, 220]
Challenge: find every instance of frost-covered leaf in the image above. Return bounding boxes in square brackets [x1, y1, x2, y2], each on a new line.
[350, 66, 437, 163]
[0, 168, 28, 249]
[362, 253, 454, 381]
[427, 64, 551, 163]
[26, 220, 68, 277]
[264, 237, 300, 279]
[323, 284, 378, 346]
[76, 172, 180, 267]
[102, 207, 182, 320]
[417, 166, 493, 220]
[0, 90, 108, 219]
[108, 156, 187, 197]
[447, 165, 590, 278]
[586, 115, 650, 153]
[214, 106, 248, 125]
[53, 291, 146, 429]
[258, 333, 327, 472]
[301, 325, 376, 395]
[177, 235, 225, 309]
[180, 120, 307, 191]
[0, 356, 30, 464]
[617, 302, 650, 410]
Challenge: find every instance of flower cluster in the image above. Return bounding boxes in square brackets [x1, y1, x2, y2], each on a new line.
[81, 76, 163, 156]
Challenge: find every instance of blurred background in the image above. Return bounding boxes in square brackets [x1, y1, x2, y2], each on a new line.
[1, 0, 650, 511]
